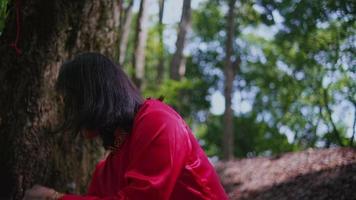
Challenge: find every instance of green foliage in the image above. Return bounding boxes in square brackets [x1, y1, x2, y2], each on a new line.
[192, 1, 224, 42]
[244, 0, 355, 148]
[124, 0, 355, 159]
[189, 0, 355, 158]
[143, 78, 210, 122]
[198, 114, 298, 158]
[143, 18, 216, 122]
[0, 0, 8, 34]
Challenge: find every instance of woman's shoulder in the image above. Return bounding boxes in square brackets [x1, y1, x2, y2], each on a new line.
[130, 98, 192, 153]
[135, 98, 181, 122]
[130, 98, 187, 139]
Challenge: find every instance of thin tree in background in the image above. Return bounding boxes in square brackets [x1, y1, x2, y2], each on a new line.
[118, 0, 134, 65]
[157, 0, 165, 83]
[350, 99, 356, 147]
[323, 87, 345, 147]
[132, 0, 149, 90]
[170, 0, 191, 80]
[223, 0, 237, 160]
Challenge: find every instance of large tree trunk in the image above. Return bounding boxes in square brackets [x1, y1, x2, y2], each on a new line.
[132, 0, 149, 90]
[170, 0, 191, 81]
[118, 0, 134, 66]
[157, 0, 165, 84]
[0, 0, 120, 199]
[223, 0, 236, 160]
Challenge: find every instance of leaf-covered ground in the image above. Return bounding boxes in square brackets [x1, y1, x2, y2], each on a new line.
[216, 148, 356, 200]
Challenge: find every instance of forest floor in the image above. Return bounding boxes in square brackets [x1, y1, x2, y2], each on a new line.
[216, 147, 356, 200]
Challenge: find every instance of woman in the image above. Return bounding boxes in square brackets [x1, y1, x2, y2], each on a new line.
[24, 53, 228, 200]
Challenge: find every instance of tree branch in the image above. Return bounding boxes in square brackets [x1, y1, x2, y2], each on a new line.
[323, 88, 344, 146]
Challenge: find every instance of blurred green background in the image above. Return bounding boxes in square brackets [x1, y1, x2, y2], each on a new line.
[1, 0, 354, 160]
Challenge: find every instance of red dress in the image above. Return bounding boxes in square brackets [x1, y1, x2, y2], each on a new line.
[60, 99, 228, 200]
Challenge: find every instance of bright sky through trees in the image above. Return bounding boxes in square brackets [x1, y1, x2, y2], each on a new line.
[134, 0, 355, 142]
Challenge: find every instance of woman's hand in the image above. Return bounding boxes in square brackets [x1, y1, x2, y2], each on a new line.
[23, 184, 56, 200]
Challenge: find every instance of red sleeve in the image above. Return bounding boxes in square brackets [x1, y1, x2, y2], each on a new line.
[60, 109, 189, 200]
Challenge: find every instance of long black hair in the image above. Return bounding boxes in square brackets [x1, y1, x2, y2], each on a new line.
[55, 52, 143, 148]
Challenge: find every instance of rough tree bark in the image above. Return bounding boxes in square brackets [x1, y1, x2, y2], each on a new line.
[132, 0, 149, 90]
[170, 0, 191, 81]
[223, 0, 236, 160]
[157, 0, 165, 84]
[0, 0, 120, 199]
[118, 0, 134, 66]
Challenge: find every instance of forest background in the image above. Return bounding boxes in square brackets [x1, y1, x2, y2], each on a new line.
[0, 0, 354, 199]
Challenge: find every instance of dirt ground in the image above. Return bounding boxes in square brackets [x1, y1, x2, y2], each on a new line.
[216, 147, 356, 200]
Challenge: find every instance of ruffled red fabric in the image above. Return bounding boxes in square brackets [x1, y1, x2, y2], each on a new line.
[60, 99, 228, 200]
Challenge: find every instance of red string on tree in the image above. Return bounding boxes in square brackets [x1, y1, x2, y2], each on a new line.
[9, 0, 22, 56]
